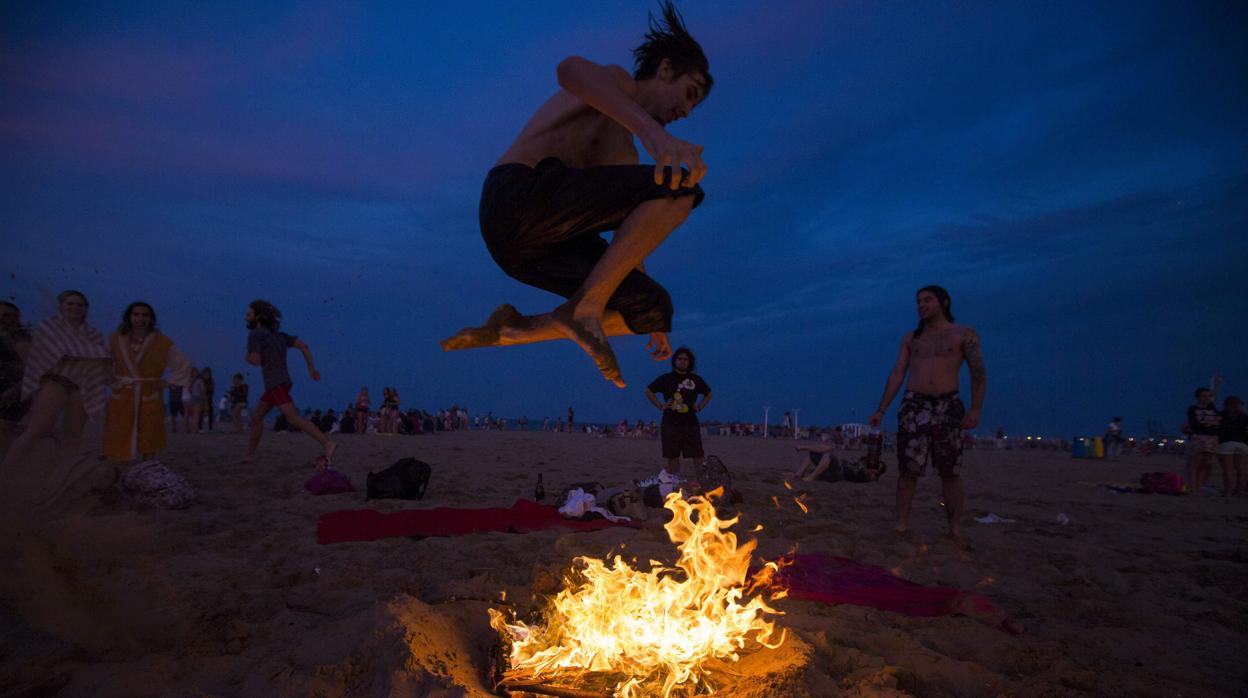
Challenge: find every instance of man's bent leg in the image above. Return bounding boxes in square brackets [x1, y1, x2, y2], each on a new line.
[444, 196, 692, 384]
[554, 196, 692, 386]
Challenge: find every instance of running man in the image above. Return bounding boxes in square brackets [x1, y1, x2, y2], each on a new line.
[440, 2, 712, 387]
[869, 286, 986, 539]
[241, 300, 335, 467]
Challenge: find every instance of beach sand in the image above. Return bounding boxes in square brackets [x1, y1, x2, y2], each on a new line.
[1, 427, 1245, 697]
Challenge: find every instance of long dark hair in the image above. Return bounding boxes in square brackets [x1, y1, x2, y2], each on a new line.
[118, 301, 158, 334]
[633, 1, 713, 96]
[249, 299, 282, 330]
[913, 285, 954, 339]
[671, 346, 696, 372]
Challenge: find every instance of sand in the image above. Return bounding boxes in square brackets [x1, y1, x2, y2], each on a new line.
[1, 426, 1245, 697]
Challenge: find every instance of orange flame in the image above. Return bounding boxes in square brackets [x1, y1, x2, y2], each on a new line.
[489, 491, 786, 697]
[793, 494, 810, 514]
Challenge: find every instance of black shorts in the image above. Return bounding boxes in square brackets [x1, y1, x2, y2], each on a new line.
[661, 422, 704, 459]
[168, 400, 184, 417]
[479, 157, 705, 334]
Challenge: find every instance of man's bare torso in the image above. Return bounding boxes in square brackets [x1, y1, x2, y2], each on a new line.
[905, 324, 972, 395]
[497, 88, 640, 169]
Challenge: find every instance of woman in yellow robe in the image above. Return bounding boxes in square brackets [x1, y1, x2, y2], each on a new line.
[103, 302, 191, 462]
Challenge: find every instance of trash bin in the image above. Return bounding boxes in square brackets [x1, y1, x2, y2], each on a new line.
[1072, 437, 1088, 458]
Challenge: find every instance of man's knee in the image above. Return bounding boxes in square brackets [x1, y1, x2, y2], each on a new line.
[645, 193, 695, 226]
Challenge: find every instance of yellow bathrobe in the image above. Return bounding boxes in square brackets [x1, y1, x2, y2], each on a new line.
[103, 332, 191, 461]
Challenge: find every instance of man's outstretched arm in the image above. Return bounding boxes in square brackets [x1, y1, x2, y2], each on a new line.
[556, 57, 706, 188]
[962, 329, 986, 429]
[293, 339, 321, 381]
[869, 335, 911, 427]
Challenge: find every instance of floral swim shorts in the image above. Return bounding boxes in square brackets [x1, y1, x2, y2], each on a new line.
[897, 390, 965, 477]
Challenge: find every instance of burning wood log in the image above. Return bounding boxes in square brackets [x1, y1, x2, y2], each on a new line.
[498, 677, 612, 698]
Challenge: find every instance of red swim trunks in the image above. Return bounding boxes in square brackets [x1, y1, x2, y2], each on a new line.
[260, 383, 293, 406]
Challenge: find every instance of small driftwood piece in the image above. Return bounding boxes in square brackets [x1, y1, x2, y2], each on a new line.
[498, 678, 612, 698]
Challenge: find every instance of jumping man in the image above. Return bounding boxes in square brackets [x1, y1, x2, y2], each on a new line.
[440, 2, 712, 387]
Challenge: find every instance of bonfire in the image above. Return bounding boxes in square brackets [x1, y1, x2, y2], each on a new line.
[489, 489, 786, 697]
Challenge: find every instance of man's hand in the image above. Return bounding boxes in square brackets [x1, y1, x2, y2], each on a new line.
[646, 332, 672, 360]
[868, 410, 884, 428]
[309, 368, 321, 381]
[639, 128, 706, 190]
[960, 410, 980, 430]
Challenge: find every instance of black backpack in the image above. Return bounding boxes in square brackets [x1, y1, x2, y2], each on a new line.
[366, 457, 431, 500]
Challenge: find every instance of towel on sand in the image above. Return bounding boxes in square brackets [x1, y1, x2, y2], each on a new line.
[771, 554, 1023, 634]
[317, 498, 638, 544]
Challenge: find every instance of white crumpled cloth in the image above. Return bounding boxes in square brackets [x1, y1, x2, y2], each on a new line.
[558, 488, 630, 522]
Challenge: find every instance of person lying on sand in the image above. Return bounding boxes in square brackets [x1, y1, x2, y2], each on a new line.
[792, 444, 886, 483]
[440, 1, 712, 387]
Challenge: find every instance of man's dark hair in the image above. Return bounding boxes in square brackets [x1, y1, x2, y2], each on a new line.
[671, 346, 696, 372]
[633, 1, 713, 96]
[913, 285, 954, 339]
[118, 301, 158, 334]
[249, 300, 282, 330]
[1194, 387, 1211, 399]
[0, 301, 17, 312]
[233, 373, 243, 380]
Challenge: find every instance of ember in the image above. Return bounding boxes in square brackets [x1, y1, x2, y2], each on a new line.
[490, 489, 785, 697]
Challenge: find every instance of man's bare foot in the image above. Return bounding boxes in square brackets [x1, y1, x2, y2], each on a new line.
[552, 303, 624, 387]
[440, 304, 527, 351]
[322, 441, 337, 466]
[893, 525, 909, 538]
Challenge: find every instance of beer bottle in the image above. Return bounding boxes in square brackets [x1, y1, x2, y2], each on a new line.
[865, 432, 883, 470]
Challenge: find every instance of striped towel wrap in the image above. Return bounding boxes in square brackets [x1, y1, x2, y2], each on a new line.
[21, 314, 112, 418]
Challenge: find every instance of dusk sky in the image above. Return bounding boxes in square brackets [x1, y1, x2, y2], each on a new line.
[3, 1, 1245, 436]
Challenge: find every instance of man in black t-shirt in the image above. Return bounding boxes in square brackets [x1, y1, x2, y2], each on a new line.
[645, 346, 711, 475]
[1184, 386, 1221, 493]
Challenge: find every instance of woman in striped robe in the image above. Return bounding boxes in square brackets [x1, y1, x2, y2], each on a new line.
[1, 290, 112, 469]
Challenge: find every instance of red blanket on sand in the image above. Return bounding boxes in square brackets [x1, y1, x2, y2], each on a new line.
[316, 498, 638, 544]
[772, 554, 1023, 634]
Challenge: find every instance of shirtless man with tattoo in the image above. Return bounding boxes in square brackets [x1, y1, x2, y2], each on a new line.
[440, 1, 711, 387]
[869, 286, 986, 539]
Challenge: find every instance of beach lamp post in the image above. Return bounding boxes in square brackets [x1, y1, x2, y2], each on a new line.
[763, 406, 771, 438]
[793, 408, 801, 440]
